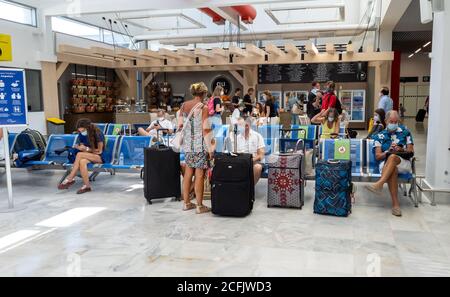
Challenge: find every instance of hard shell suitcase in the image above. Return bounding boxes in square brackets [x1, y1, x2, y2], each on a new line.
[211, 124, 255, 217]
[267, 139, 305, 209]
[314, 160, 352, 217]
[416, 109, 426, 122]
[143, 130, 181, 204]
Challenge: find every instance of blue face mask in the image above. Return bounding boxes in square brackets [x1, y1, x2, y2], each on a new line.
[387, 123, 398, 132]
[238, 126, 245, 135]
[81, 130, 88, 136]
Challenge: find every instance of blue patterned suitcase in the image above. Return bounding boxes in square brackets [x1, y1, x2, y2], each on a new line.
[314, 160, 352, 217]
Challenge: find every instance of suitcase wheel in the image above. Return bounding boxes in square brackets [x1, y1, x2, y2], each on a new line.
[148, 200, 153, 205]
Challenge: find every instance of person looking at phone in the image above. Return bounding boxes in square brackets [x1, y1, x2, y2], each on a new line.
[366, 110, 415, 217]
[138, 109, 174, 137]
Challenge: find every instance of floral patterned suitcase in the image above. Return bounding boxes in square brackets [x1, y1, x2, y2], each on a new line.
[267, 153, 305, 209]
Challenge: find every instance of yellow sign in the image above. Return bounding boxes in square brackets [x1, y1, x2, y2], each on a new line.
[0, 34, 12, 61]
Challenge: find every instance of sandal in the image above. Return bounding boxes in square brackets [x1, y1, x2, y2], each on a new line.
[58, 179, 75, 190]
[365, 185, 383, 196]
[183, 202, 196, 211]
[196, 205, 211, 214]
[76, 185, 92, 195]
[392, 207, 402, 217]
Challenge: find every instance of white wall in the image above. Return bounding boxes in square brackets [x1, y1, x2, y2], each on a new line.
[0, 19, 43, 70]
[400, 53, 431, 78]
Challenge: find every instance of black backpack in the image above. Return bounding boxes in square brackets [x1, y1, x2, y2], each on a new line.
[13, 129, 47, 162]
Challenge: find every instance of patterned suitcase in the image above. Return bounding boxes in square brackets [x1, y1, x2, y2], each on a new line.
[314, 160, 352, 217]
[267, 152, 305, 209]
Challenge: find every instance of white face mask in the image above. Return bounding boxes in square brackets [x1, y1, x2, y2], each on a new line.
[158, 117, 165, 121]
[81, 130, 88, 136]
[374, 115, 380, 122]
[328, 117, 335, 122]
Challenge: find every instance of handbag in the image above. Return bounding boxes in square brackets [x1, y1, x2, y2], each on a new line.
[170, 103, 203, 152]
[386, 150, 414, 161]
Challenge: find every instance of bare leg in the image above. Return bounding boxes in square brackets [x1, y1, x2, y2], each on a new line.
[183, 167, 194, 205]
[387, 167, 400, 208]
[253, 164, 263, 185]
[138, 128, 150, 136]
[66, 153, 83, 181]
[373, 155, 401, 190]
[79, 159, 91, 187]
[194, 168, 205, 206]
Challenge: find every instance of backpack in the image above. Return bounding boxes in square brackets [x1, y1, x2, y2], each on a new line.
[207, 97, 215, 116]
[335, 98, 343, 115]
[13, 129, 47, 165]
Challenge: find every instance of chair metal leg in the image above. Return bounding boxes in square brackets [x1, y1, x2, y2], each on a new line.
[89, 171, 100, 182]
[58, 170, 70, 185]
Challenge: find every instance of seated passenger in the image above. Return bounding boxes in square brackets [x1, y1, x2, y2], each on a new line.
[227, 117, 265, 185]
[366, 111, 415, 217]
[58, 119, 105, 194]
[367, 109, 386, 139]
[311, 108, 341, 139]
[138, 109, 174, 137]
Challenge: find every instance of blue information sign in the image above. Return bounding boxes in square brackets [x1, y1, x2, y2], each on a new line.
[0, 68, 28, 126]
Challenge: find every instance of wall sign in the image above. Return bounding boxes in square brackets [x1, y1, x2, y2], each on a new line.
[211, 76, 232, 96]
[0, 68, 28, 126]
[0, 34, 13, 62]
[258, 62, 368, 84]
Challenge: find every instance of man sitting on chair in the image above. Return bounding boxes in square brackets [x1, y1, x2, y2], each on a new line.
[366, 110, 415, 217]
[138, 109, 174, 137]
[227, 117, 265, 185]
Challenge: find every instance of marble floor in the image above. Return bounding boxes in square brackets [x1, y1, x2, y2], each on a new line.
[1, 119, 450, 277]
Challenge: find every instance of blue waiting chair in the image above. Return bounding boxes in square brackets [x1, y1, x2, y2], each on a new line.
[22, 134, 79, 168]
[111, 136, 152, 171]
[106, 124, 131, 136]
[95, 123, 109, 134]
[320, 139, 364, 178]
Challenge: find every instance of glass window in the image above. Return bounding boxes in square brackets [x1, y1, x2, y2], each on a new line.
[52, 17, 102, 42]
[25, 69, 43, 112]
[0, 0, 37, 26]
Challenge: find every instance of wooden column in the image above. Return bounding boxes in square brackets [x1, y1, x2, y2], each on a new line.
[41, 62, 60, 131]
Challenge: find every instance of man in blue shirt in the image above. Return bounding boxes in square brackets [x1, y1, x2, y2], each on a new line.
[366, 110, 415, 217]
[378, 87, 393, 113]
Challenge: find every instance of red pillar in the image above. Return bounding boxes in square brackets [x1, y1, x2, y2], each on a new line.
[390, 51, 401, 111]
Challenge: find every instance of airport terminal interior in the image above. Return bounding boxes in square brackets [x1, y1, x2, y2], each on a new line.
[0, 0, 449, 277]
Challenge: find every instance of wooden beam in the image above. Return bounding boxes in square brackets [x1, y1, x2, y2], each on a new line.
[139, 49, 164, 60]
[246, 44, 266, 57]
[91, 46, 119, 58]
[229, 46, 248, 57]
[305, 42, 319, 55]
[115, 69, 130, 87]
[116, 48, 143, 60]
[212, 48, 228, 57]
[194, 48, 214, 58]
[143, 73, 155, 87]
[56, 62, 69, 81]
[285, 44, 301, 56]
[159, 48, 179, 59]
[326, 43, 335, 54]
[346, 43, 354, 54]
[229, 70, 244, 86]
[177, 48, 195, 59]
[265, 44, 285, 56]
[57, 53, 122, 69]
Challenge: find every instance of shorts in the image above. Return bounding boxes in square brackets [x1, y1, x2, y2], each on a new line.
[379, 157, 412, 174]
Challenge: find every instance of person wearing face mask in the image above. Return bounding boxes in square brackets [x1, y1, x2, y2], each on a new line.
[321, 81, 338, 111]
[227, 117, 265, 185]
[138, 109, 174, 137]
[366, 110, 415, 217]
[367, 109, 386, 139]
[311, 108, 341, 139]
[58, 119, 105, 194]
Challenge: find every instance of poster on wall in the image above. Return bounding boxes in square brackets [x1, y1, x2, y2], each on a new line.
[0, 68, 28, 126]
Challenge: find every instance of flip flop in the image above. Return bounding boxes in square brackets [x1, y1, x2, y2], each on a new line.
[365, 185, 383, 196]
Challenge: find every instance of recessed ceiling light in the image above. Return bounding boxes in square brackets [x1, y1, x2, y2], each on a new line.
[423, 41, 432, 48]
[408, 54, 414, 58]
[415, 48, 422, 54]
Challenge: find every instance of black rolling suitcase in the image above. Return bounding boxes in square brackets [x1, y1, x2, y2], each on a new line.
[211, 125, 255, 217]
[416, 109, 426, 122]
[143, 130, 181, 204]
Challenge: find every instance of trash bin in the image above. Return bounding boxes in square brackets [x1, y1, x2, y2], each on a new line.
[47, 118, 66, 135]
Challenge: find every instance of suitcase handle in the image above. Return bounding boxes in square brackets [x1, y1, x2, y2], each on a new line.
[327, 159, 341, 165]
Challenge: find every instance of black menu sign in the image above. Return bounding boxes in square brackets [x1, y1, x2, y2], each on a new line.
[258, 62, 368, 84]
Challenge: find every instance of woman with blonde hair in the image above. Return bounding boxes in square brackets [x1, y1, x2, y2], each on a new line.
[178, 82, 214, 214]
[210, 85, 225, 130]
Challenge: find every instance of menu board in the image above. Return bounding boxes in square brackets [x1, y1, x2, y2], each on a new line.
[258, 62, 368, 84]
